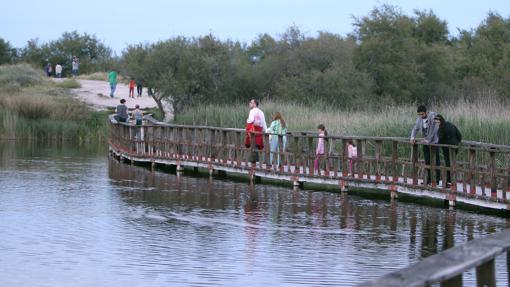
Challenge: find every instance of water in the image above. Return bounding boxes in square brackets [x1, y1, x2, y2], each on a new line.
[0, 142, 508, 286]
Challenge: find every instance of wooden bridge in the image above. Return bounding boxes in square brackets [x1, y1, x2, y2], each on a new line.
[108, 115, 510, 212]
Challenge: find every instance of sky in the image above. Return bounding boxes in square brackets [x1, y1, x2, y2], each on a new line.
[1, 0, 509, 54]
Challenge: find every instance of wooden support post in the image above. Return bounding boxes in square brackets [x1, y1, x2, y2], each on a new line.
[489, 150, 497, 198]
[356, 139, 364, 179]
[430, 145, 437, 188]
[412, 144, 419, 185]
[375, 140, 382, 183]
[476, 258, 496, 287]
[392, 141, 398, 184]
[469, 149, 476, 194]
[342, 139, 349, 177]
[450, 147, 457, 192]
[278, 135, 284, 173]
[308, 136, 314, 176]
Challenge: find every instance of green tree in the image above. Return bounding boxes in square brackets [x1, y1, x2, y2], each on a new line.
[0, 38, 17, 65]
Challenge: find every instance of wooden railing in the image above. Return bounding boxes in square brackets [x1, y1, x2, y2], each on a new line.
[108, 115, 510, 209]
[358, 228, 510, 287]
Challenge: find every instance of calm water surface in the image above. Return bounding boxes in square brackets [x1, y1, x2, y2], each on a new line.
[1, 142, 509, 286]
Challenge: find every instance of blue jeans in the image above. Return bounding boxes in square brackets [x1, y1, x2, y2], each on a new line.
[269, 136, 286, 166]
[110, 83, 117, 97]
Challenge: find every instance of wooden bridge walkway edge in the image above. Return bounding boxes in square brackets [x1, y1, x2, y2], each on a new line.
[108, 143, 509, 213]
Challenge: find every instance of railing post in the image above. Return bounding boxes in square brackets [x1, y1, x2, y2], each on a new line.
[278, 134, 284, 173]
[489, 150, 497, 198]
[308, 135, 314, 176]
[431, 144, 437, 188]
[476, 258, 496, 287]
[392, 141, 398, 184]
[342, 139, 349, 177]
[412, 143, 419, 185]
[375, 140, 382, 183]
[356, 139, 364, 179]
[469, 148, 477, 194]
[450, 147, 457, 192]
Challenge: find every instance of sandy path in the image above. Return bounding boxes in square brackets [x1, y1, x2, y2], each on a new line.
[55, 79, 158, 110]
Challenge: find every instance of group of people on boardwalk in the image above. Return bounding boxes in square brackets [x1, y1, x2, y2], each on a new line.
[245, 99, 462, 186]
[114, 99, 144, 126]
[411, 105, 462, 187]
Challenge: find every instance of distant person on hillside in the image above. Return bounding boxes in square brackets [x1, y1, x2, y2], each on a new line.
[245, 99, 267, 164]
[55, 64, 62, 78]
[347, 140, 357, 175]
[410, 105, 440, 185]
[128, 78, 135, 98]
[314, 124, 327, 172]
[45, 62, 52, 77]
[71, 56, 79, 76]
[434, 114, 462, 188]
[115, 99, 128, 123]
[136, 79, 143, 97]
[266, 112, 287, 167]
[108, 69, 117, 98]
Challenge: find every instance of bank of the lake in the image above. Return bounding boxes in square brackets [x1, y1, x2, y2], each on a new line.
[0, 64, 110, 143]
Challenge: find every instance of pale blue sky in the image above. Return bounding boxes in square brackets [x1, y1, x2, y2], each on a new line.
[2, 0, 509, 54]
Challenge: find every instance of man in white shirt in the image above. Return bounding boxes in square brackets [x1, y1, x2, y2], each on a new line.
[246, 99, 267, 131]
[246, 99, 267, 163]
[55, 64, 62, 78]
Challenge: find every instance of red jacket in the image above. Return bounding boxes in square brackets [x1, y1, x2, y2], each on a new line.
[245, 123, 264, 149]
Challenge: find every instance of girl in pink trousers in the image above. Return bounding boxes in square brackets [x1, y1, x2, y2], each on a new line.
[314, 124, 327, 173]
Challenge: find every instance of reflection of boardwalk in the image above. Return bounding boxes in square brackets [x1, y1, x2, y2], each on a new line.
[109, 116, 510, 212]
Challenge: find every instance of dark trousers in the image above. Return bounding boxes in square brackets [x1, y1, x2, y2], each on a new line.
[137, 85, 143, 96]
[423, 145, 440, 184]
[442, 147, 458, 184]
[249, 144, 262, 163]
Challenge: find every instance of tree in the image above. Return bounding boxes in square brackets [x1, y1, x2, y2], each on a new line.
[0, 38, 17, 65]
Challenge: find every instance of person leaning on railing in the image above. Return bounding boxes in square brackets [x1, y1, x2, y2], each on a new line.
[410, 105, 440, 185]
[434, 114, 462, 188]
[115, 99, 129, 123]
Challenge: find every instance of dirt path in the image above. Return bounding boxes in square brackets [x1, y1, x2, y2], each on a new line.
[55, 79, 159, 110]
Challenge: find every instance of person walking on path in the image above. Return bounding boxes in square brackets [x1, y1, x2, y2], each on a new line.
[434, 114, 462, 188]
[136, 79, 143, 97]
[115, 99, 129, 123]
[410, 105, 440, 184]
[245, 99, 267, 164]
[267, 112, 287, 167]
[55, 64, 62, 78]
[128, 78, 136, 98]
[71, 56, 79, 76]
[314, 124, 327, 173]
[108, 70, 118, 98]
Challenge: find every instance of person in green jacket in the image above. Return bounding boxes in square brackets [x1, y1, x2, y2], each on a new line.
[434, 114, 462, 187]
[267, 112, 287, 167]
[108, 69, 117, 98]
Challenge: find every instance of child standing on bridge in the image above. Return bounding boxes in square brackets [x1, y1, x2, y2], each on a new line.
[314, 124, 327, 173]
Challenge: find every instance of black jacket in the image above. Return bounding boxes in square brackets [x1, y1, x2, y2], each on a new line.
[438, 122, 462, 145]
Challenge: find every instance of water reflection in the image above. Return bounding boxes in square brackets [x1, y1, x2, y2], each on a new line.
[0, 141, 508, 287]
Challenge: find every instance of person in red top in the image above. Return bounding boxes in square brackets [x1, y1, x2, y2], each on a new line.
[128, 78, 136, 98]
[245, 99, 267, 163]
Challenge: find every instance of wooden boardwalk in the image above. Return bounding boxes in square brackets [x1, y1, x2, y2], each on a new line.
[109, 115, 510, 212]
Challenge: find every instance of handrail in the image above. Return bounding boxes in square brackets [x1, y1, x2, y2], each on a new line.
[358, 229, 510, 287]
[141, 115, 510, 151]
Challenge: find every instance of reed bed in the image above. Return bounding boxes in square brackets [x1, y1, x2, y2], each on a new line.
[175, 98, 510, 145]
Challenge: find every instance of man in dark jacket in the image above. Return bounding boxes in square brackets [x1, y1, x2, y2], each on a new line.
[434, 114, 462, 187]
